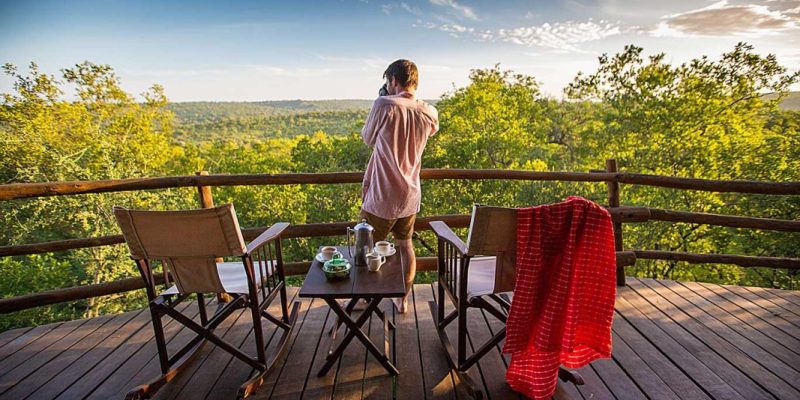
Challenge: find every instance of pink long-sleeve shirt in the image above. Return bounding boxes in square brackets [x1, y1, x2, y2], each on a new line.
[361, 92, 439, 219]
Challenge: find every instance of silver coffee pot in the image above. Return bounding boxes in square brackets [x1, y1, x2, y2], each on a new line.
[347, 219, 374, 266]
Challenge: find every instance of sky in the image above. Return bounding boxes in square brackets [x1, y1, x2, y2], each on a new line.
[1, 0, 798, 101]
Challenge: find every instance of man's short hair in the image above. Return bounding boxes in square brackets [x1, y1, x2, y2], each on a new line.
[383, 59, 418, 89]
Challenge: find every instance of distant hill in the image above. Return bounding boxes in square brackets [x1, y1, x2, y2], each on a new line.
[172, 109, 369, 144]
[167, 99, 444, 144]
[167, 100, 374, 125]
[763, 91, 800, 111]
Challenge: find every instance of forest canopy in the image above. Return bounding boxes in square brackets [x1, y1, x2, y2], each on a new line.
[1, 43, 798, 329]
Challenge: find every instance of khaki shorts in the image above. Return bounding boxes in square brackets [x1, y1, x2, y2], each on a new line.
[360, 210, 416, 241]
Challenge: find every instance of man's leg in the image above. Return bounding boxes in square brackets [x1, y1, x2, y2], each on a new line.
[397, 238, 416, 292]
[391, 214, 417, 313]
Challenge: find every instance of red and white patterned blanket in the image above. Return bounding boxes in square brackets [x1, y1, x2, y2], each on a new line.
[503, 196, 617, 399]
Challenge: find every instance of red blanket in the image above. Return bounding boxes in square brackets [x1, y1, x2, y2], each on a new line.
[503, 196, 616, 399]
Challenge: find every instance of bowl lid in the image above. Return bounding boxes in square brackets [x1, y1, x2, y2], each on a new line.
[323, 253, 350, 270]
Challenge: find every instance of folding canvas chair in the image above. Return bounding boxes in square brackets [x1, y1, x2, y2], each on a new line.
[429, 205, 584, 399]
[113, 204, 300, 400]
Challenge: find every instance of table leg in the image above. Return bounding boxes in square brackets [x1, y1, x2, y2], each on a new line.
[318, 297, 399, 377]
[372, 306, 396, 330]
[328, 297, 359, 354]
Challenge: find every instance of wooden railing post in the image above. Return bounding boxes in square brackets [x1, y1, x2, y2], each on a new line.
[606, 159, 626, 286]
[196, 171, 214, 209]
[196, 171, 232, 303]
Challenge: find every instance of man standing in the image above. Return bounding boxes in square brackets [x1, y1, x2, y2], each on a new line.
[361, 59, 439, 313]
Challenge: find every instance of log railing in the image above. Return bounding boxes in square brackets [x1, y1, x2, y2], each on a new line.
[3, 169, 799, 201]
[1, 162, 798, 314]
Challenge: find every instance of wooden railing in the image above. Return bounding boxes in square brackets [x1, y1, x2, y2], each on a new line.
[1, 161, 798, 314]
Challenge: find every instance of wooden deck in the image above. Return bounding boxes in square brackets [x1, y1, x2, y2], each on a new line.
[0, 278, 798, 399]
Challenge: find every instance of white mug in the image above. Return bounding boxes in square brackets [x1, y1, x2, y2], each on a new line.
[320, 246, 338, 261]
[367, 253, 386, 271]
[374, 241, 394, 255]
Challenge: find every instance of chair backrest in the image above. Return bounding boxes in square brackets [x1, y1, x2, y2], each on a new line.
[113, 204, 247, 294]
[465, 205, 517, 293]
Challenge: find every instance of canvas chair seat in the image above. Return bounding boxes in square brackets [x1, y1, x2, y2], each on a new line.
[162, 261, 275, 296]
[456, 256, 500, 300]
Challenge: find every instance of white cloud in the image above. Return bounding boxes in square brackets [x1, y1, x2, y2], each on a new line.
[439, 24, 474, 33]
[429, 0, 478, 21]
[423, 19, 625, 52]
[766, 0, 800, 16]
[493, 20, 623, 50]
[381, 4, 395, 15]
[656, 0, 799, 36]
[400, 2, 423, 17]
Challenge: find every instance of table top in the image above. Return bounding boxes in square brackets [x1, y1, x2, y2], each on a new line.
[299, 246, 406, 299]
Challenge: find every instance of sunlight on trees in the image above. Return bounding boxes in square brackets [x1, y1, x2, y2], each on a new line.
[1, 43, 798, 328]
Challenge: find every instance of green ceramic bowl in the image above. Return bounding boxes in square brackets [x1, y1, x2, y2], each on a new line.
[322, 253, 351, 281]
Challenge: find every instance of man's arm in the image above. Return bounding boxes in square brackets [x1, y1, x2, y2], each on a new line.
[361, 98, 386, 147]
[428, 104, 440, 137]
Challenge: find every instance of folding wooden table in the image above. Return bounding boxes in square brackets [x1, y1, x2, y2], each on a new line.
[299, 246, 405, 376]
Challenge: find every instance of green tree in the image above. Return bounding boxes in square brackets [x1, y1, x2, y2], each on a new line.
[0, 62, 192, 327]
[566, 43, 800, 284]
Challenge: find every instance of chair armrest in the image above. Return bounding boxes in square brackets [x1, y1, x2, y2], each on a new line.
[245, 222, 290, 255]
[429, 221, 467, 255]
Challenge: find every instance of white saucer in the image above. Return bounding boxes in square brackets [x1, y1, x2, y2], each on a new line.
[372, 247, 396, 257]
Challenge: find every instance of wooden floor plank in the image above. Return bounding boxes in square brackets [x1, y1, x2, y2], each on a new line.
[0, 314, 115, 396]
[713, 283, 800, 332]
[615, 289, 746, 400]
[267, 298, 332, 399]
[255, 290, 307, 399]
[477, 307, 524, 399]
[0, 323, 61, 363]
[463, 306, 518, 400]
[0, 327, 31, 350]
[552, 381, 583, 400]
[573, 363, 614, 400]
[5, 281, 800, 400]
[23, 309, 149, 400]
[591, 353, 646, 400]
[204, 288, 299, 400]
[638, 279, 800, 397]
[661, 280, 800, 372]
[392, 288, 425, 400]
[360, 299, 394, 400]
[58, 317, 150, 399]
[0, 315, 93, 378]
[680, 281, 800, 363]
[298, 296, 340, 400]
[753, 286, 800, 307]
[199, 294, 311, 400]
[61, 302, 192, 400]
[331, 300, 370, 400]
[115, 303, 210, 399]
[684, 281, 800, 356]
[698, 282, 800, 341]
[437, 284, 482, 400]
[441, 307, 485, 398]
[741, 285, 800, 321]
[611, 311, 704, 399]
[595, 321, 680, 400]
[416, 284, 459, 400]
[85, 302, 197, 400]
[624, 281, 776, 399]
[159, 307, 250, 400]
